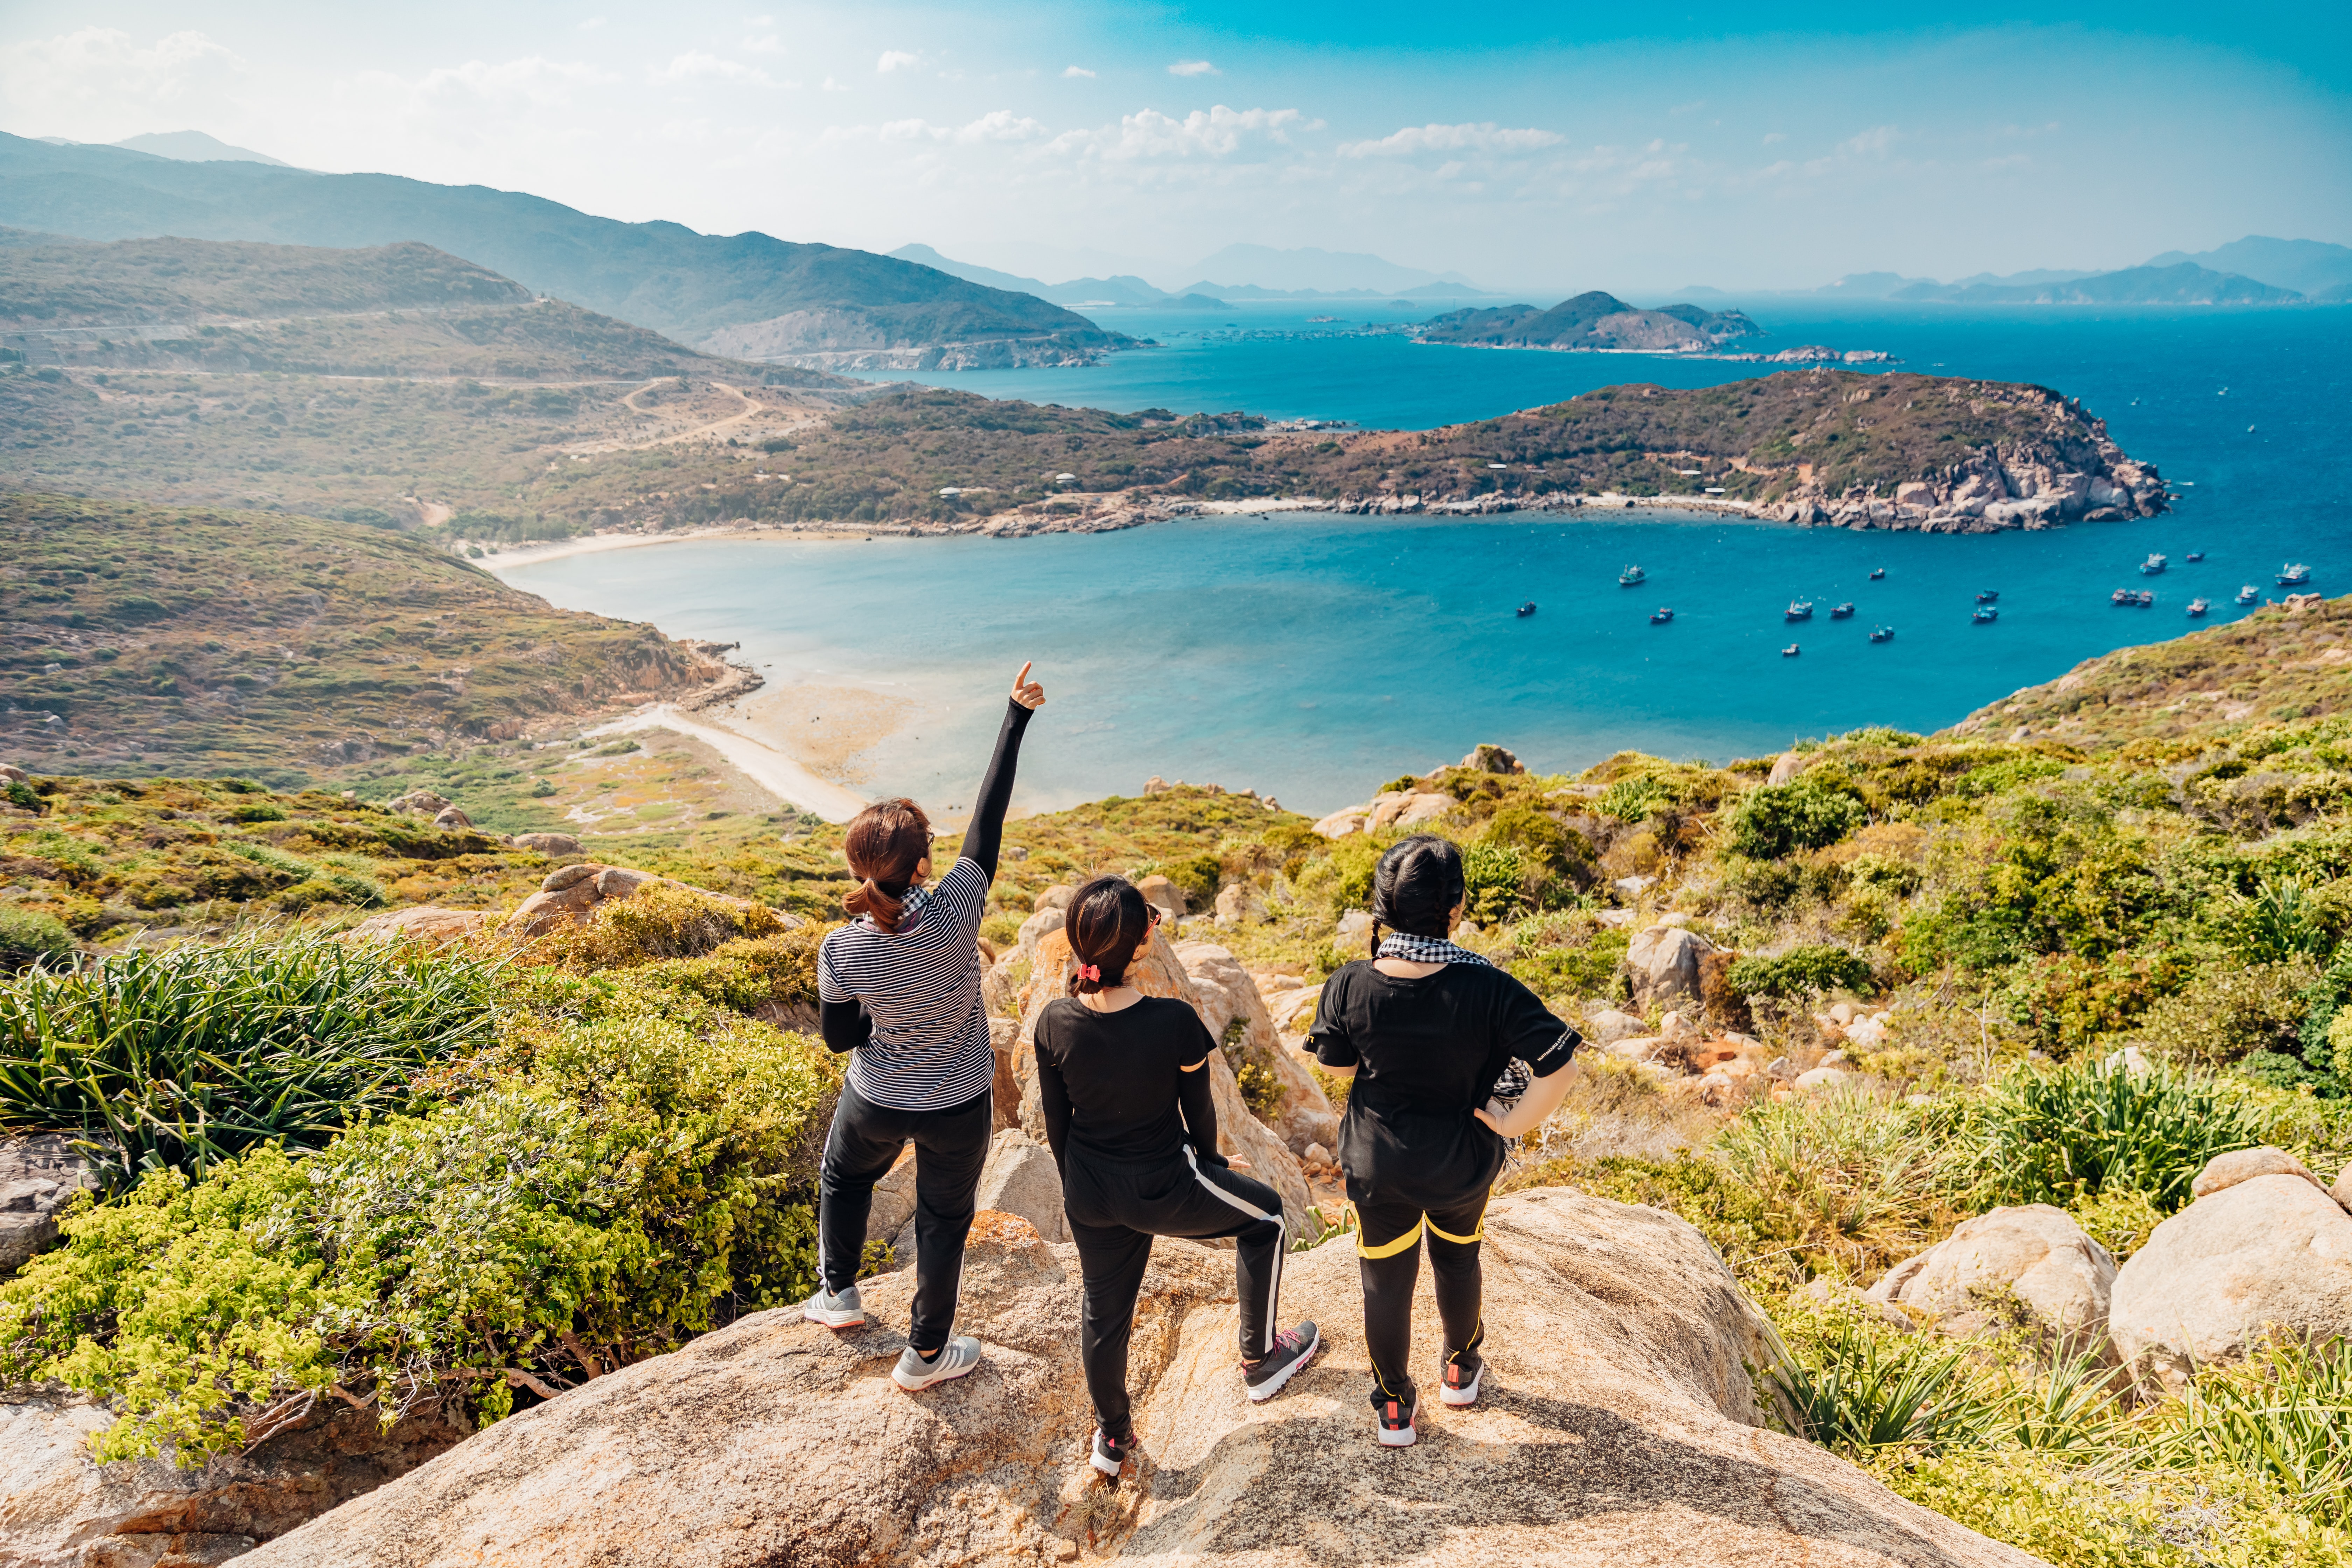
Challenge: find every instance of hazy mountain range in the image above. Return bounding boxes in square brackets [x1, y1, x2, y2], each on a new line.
[1786, 238, 2352, 304]
[888, 242, 1503, 305]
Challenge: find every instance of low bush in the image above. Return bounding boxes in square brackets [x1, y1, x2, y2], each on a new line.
[529, 882, 791, 971]
[1727, 944, 1875, 1000]
[1724, 779, 1863, 860]
[0, 905, 76, 972]
[1971, 1057, 2263, 1213]
[0, 1010, 836, 1464]
[1710, 1091, 1962, 1278]
[0, 934, 499, 1186]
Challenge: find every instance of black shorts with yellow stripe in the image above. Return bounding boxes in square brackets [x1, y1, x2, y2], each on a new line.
[1349, 1190, 1489, 1259]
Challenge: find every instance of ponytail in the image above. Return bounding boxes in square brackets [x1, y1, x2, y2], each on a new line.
[840, 797, 931, 933]
[1066, 875, 1153, 996]
[1367, 834, 1464, 953]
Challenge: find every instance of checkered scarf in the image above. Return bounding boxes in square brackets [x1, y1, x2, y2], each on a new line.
[1372, 931, 1532, 1102]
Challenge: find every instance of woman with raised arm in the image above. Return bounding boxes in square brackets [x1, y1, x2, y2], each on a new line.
[1032, 875, 1321, 1476]
[1308, 834, 1582, 1447]
[801, 662, 1045, 1393]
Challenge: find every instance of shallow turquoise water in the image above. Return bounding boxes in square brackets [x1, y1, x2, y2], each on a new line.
[502, 303, 2351, 815]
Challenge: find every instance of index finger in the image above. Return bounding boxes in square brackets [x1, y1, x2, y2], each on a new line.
[1015, 661, 1034, 688]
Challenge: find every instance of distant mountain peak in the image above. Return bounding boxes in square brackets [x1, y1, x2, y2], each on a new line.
[1172, 243, 1486, 297]
[113, 130, 293, 168]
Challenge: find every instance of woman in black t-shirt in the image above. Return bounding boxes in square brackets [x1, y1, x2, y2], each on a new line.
[1032, 876, 1320, 1478]
[1309, 834, 1581, 1448]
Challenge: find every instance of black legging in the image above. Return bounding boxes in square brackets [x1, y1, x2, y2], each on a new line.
[816, 1082, 993, 1353]
[1064, 1150, 1286, 1438]
[1356, 1190, 1488, 1405]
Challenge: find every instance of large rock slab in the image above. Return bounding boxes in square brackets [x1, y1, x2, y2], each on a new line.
[1174, 942, 1339, 1157]
[340, 906, 490, 947]
[2190, 1146, 2323, 1200]
[2108, 1173, 2352, 1392]
[1624, 923, 1716, 1009]
[0, 1394, 468, 1568]
[973, 1129, 1069, 1245]
[1864, 1205, 2115, 1349]
[237, 1191, 2039, 1568]
[0, 1135, 97, 1275]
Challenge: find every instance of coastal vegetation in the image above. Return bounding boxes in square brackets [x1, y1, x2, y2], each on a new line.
[0, 492, 734, 781]
[8, 597, 2352, 1564]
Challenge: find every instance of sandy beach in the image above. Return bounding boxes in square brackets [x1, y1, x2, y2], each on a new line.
[580, 704, 872, 822]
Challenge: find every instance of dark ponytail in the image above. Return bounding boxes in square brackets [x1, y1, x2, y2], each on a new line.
[1065, 875, 1153, 996]
[841, 797, 931, 934]
[1368, 834, 1465, 955]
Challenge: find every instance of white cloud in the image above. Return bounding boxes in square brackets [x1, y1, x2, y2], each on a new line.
[742, 33, 783, 54]
[876, 50, 919, 74]
[821, 75, 848, 91]
[578, 16, 606, 29]
[1048, 104, 1311, 162]
[1062, 65, 1096, 79]
[858, 110, 1050, 146]
[1337, 121, 1562, 158]
[400, 56, 619, 111]
[652, 52, 775, 87]
[1763, 131, 1787, 145]
[958, 109, 1045, 142]
[1839, 125, 1897, 157]
[1168, 60, 1217, 77]
[0, 27, 247, 135]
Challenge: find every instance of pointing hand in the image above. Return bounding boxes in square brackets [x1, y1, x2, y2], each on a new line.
[1010, 661, 1046, 710]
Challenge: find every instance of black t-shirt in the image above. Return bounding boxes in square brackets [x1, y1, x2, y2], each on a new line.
[1309, 960, 1577, 1209]
[1032, 995, 1221, 1170]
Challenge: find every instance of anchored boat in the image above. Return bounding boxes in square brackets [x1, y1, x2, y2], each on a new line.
[2279, 564, 2312, 586]
[1830, 602, 1856, 619]
[2237, 585, 2260, 605]
[2186, 551, 2206, 562]
[2187, 598, 2210, 617]
[2137, 590, 2156, 607]
[2141, 554, 2168, 575]
[1516, 602, 1538, 618]
[1650, 607, 1674, 624]
[1619, 565, 1646, 587]
[1973, 606, 1999, 623]
[1786, 600, 1815, 621]
[1976, 590, 2000, 603]
[1869, 567, 1886, 581]
[1869, 626, 1895, 643]
[1781, 643, 1801, 657]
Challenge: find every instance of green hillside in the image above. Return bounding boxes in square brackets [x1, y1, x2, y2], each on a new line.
[0, 134, 1129, 357]
[0, 492, 728, 782]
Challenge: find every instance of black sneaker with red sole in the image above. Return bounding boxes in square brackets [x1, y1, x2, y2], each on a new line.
[1375, 1389, 1419, 1447]
[1441, 1349, 1485, 1407]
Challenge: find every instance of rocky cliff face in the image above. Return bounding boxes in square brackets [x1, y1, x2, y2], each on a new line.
[234, 1191, 2040, 1568]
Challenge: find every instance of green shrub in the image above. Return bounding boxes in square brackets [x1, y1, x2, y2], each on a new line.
[0, 1011, 835, 1464]
[1728, 944, 1875, 999]
[530, 882, 790, 971]
[2140, 960, 2315, 1068]
[1710, 1092, 1960, 1276]
[1724, 779, 1863, 860]
[1973, 1058, 2263, 1213]
[1163, 852, 1223, 913]
[1772, 1317, 1987, 1455]
[1461, 840, 1526, 923]
[0, 934, 499, 1186]
[0, 906, 76, 972]
[1598, 777, 1671, 822]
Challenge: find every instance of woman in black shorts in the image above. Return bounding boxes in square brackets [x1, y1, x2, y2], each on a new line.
[1308, 834, 1581, 1447]
[1032, 875, 1320, 1476]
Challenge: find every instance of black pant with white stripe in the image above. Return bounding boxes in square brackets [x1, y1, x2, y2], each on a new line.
[817, 1081, 993, 1354]
[1062, 1148, 1286, 1438]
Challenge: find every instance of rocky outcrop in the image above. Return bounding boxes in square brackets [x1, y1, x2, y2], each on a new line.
[500, 863, 796, 941]
[237, 1190, 2037, 1568]
[0, 1135, 96, 1275]
[0, 1394, 470, 1568]
[2108, 1173, 2352, 1392]
[509, 832, 583, 856]
[341, 906, 491, 946]
[1013, 929, 1315, 1235]
[2189, 1146, 2324, 1200]
[1864, 1205, 2116, 1349]
[1172, 942, 1339, 1157]
[1624, 922, 1717, 1009]
[971, 1130, 1069, 1246]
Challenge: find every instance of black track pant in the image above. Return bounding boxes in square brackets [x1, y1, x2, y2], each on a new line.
[1064, 1148, 1287, 1438]
[817, 1081, 992, 1354]
[1355, 1190, 1489, 1407]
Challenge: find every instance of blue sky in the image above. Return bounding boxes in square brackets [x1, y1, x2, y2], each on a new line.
[2, 0, 2345, 291]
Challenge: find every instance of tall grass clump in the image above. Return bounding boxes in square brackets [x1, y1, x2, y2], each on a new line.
[1709, 1088, 1962, 1278]
[1971, 1056, 2263, 1213]
[0, 933, 498, 1185]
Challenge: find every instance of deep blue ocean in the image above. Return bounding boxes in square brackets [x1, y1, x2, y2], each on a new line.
[499, 299, 2352, 816]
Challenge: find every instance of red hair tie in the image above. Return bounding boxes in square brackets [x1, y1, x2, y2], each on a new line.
[1076, 963, 1101, 982]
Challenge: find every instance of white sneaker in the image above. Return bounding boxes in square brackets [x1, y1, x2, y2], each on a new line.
[892, 1335, 982, 1391]
[802, 1283, 863, 1328]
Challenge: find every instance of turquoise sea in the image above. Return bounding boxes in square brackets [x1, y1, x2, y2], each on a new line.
[497, 300, 2351, 816]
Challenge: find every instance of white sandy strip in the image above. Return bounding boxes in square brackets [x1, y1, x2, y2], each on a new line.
[581, 704, 869, 823]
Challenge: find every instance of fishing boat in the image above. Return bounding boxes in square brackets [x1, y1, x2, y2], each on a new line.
[1976, 590, 2000, 603]
[1869, 626, 1895, 643]
[1869, 567, 1886, 581]
[2111, 588, 2136, 606]
[2279, 564, 2312, 586]
[1619, 565, 1646, 587]
[2137, 590, 2156, 607]
[1830, 602, 1856, 619]
[2237, 585, 2260, 605]
[1973, 606, 1999, 623]
[2185, 551, 2205, 562]
[1781, 643, 1801, 657]
[1516, 602, 1537, 618]
[2140, 554, 2168, 575]
[1786, 600, 1814, 621]
[2187, 598, 2210, 617]
[1650, 607, 1674, 624]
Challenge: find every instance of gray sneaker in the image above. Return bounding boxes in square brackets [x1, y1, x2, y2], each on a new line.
[802, 1283, 863, 1328]
[892, 1335, 982, 1391]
